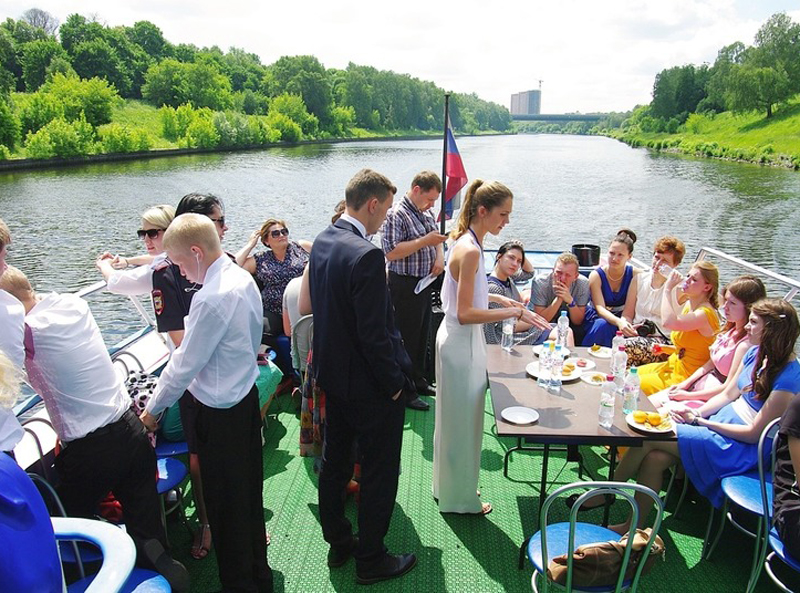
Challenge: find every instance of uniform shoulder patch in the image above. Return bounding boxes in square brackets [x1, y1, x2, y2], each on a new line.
[152, 289, 164, 315]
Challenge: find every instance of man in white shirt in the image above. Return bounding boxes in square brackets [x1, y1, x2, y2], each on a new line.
[140, 214, 271, 593]
[0, 266, 188, 592]
[0, 219, 26, 452]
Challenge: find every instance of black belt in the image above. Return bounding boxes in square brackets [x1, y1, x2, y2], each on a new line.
[78, 408, 136, 441]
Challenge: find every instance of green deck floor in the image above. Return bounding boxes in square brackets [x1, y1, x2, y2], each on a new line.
[167, 392, 798, 592]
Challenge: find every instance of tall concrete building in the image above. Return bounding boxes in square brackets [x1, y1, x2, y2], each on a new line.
[510, 90, 541, 115]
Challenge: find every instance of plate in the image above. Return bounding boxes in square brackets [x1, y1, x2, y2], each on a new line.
[532, 343, 571, 358]
[588, 346, 612, 359]
[580, 372, 608, 386]
[625, 412, 674, 434]
[572, 357, 596, 371]
[526, 361, 582, 382]
[501, 406, 540, 425]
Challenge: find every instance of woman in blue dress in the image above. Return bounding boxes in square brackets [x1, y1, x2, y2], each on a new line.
[578, 298, 800, 533]
[581, 229, 640, 347]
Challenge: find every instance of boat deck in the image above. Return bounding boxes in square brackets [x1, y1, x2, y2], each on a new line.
[169, 393, 792, 592]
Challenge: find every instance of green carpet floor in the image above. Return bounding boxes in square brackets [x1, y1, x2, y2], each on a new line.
[166, 392, 798, 592]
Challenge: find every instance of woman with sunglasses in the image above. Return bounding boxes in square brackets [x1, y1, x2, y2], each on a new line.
[96, 204, 213, 561]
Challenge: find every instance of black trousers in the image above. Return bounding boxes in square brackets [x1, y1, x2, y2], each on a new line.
[388, 271, 433, 392]
[55, 409, 166, 558]
[319, 392, 405, 568]
[195, 385, 272, 593]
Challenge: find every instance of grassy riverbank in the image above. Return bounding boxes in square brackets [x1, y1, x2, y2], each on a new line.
[603, 99, 800, 169]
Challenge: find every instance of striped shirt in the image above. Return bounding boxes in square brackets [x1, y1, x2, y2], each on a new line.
[381, 195, 438, 277]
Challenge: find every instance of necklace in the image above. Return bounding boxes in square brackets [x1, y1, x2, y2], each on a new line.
[605, 267, 624, 282]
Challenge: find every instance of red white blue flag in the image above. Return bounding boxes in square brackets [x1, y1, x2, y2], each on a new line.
[442, 120, 467, 220]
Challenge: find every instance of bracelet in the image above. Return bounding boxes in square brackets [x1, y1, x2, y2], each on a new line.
[691, 414, 700, 426]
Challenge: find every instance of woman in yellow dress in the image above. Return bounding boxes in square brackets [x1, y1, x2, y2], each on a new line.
[638, 260, 721, 395]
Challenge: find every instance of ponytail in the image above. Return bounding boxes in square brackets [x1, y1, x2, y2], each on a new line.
[449, 180, 512, 240]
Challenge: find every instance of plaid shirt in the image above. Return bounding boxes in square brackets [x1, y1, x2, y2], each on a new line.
[381, 195, 438, 277]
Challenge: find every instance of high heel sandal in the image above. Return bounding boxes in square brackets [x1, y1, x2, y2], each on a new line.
[190, 523, 212, 560]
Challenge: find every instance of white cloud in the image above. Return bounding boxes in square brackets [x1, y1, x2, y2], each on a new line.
[3, 0, 798, 113]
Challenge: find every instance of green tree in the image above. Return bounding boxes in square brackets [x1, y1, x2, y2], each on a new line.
[71, 38, 131, 96]
[752, 12, 800, 91]
[269, 93, 318, 136]
[20, 39, 69, 91]
[41, 73, 120, 127]
[724, 63, 791, 117]
[126, 21, 167, 60]
[179, 62, 233, 110]
[0, 99, 20, 149]
[24, 115, 94, 158]
[16, 90, 64, 134]
[142, 59, 184, 107]
[58, 14, 104, 54]
[264, 56, 333, 128]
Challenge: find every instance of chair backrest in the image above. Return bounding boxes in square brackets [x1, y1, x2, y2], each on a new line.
[538, 481, 665, 593]
[759, 417, 782, 523]
[291, 314, 314, 373]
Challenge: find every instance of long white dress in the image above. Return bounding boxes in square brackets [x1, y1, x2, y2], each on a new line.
[433, 231, 489, 513]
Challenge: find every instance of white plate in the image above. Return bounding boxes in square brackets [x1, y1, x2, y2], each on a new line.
[625, 412, 674, 434]
[580, 372, 608, 386]
[532, 343, 571, 359]
[572, 357, 596, 371]
[525, 361, 582, 382]
[588, 346, 612, 359]
[501, 406, 540, 425]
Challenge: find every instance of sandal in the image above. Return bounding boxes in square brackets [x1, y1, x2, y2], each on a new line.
[565, 493, 616, 512]
[190, 523, 212, 560]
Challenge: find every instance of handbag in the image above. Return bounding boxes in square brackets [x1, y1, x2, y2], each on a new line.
[546, 528, 665, 587]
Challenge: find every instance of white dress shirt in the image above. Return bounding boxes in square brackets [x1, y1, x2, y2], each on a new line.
[338, 213, 366, 238]
[0, 290, 26, 451]
[146, 255, 262, 414]
[105, 254, 167, 295]
[25, 293, 129, 442]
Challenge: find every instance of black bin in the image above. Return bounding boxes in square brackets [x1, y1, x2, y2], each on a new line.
[571, 244, 600, 267]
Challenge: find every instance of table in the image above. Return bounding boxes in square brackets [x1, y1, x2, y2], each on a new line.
[486, 344, 677, 566]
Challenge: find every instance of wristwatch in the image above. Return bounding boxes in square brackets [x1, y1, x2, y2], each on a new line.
[567, 299, 576, 308]
[691, 415, 700, 426]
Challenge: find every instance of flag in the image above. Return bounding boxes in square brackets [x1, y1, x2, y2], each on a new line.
[441, 121, 467, 221]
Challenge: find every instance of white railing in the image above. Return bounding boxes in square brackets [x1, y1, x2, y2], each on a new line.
[695, 247, 800, 301]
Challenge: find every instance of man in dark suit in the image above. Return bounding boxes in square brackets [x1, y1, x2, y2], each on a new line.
[309, 169, 417, 585]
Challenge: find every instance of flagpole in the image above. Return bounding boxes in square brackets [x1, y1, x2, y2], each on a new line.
[440, 93, 450, 235]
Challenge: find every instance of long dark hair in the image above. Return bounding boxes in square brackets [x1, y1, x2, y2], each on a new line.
[747, 298, 800, 401]
[723, 275, 767, 340]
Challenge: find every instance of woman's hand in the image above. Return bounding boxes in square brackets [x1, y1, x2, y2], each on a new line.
[491, 294, 519, 309]
[521, 308, 552, 331]
[618, 317, 637, 337]
[668, 389, 695, 401]
[665, 269, 683, 291]
[669, 404, 694, 425]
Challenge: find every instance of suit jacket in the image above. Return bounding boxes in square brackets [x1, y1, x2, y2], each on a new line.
[309, 219, 412, 402]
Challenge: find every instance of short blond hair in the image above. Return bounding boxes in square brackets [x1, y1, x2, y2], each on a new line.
[0, 218, 10, 248]
[0, 349, 20, 409]
[163, 213, 221, 256]
[556, 252, 579, 269]
[142, 205, 176, 230]
[0, 266, 33, 304]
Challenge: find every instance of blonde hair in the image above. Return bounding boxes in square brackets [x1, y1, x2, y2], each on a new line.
[0, 218, 9, 248]
[142, 205, 176, 230]
[0, 266, 33, 304]
[0, 349, 20, 409]
[450, 180, 513, 240]
[691, 260, 720, 309]
[163, 213, 221, 255]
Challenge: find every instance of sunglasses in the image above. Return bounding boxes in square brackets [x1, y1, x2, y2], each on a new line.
[270, 228, 290, 238]
[137, 228, 164, 239]
[208, 216, 226, 227]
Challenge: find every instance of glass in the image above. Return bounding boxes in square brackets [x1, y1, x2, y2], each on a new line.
[270, 228, 290, 238]
[137, 228, 163, 239]
[501, 317, 514, 352]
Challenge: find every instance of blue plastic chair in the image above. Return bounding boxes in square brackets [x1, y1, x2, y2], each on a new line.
[702, 418, 778, 590]
[155, 440, 189, 458]
[0, 452, 166, 593]
[527, 481, 664, 593]
[156, 457, 191, 538]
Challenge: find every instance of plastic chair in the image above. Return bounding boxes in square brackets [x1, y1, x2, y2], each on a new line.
[756, 418, 800, 592]
[527, 481, 664, 593]
[702, 419, 778, 576]
[155, 440, 189, 458]
[0, 452, 166, 593]
[157, 457, 192, 538]
[291, 314, 314, 377]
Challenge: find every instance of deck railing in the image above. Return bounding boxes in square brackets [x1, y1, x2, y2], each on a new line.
[695, 247, 800, 302]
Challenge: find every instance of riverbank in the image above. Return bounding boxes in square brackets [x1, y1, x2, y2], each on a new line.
[600, 99, 800, 170]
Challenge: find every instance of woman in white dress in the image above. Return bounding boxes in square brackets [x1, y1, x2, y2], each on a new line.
[433, 180, 549, 515]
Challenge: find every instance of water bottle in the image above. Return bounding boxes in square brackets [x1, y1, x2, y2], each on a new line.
[548, 345, 563, 394]
[557, 310, 569, 347]
[612, 346, 628, 395]
[501, 317, 514, 352]
[599, 374, 616, 429]
[611, 330, 624, 353]
[537, 342, 553, 388]
[656, 261, 674, 277]
[623, 367, 640, 415]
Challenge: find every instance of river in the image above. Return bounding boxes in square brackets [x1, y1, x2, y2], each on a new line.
[1, 133, 799, 342]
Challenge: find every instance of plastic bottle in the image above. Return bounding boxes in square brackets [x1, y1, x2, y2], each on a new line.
[549, 345, 563, 394]
[501, 317, 514, 352]
[599, 374, 616, 429]
[611, 330, 625, 353]
[623, 367, 640, 415]
[612, 346, 628, 395]
[557, 310, 569, 348]
[537, 343, 551, 388]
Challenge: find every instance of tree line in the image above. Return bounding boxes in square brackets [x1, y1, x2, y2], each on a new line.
[0, 9, 512, 159]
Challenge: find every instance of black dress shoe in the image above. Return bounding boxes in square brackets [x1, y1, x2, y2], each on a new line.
[406, 397, 430, 411]
[141, 539, 191, 593]
[417, 383, 436, 397]
[356, 552, 417, 585]
[328, 536, 358, 568]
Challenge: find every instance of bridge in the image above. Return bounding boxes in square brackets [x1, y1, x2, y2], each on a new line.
[511, 113, 603, 122]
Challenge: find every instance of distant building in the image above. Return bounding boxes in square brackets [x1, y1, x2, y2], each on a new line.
[510, 90, 541, 115]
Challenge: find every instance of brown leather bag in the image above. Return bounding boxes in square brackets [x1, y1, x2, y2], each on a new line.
[546, 528, 666, 587]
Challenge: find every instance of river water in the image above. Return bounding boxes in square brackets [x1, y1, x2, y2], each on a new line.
[1, 134, 799, 342]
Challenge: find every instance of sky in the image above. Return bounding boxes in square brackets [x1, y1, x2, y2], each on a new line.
[4, 0, 800, 114]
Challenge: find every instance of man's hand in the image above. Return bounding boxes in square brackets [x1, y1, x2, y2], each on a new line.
[422, 231, 447, 247]
[430, 251, 445, 277]
[552, 280, 571, 303]
[139, 411, 159, 433]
